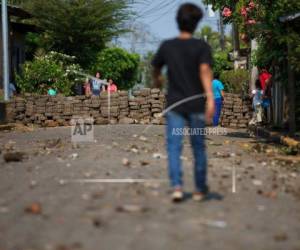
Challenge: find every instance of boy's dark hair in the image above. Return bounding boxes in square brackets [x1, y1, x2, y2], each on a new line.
[176, 3, 203, 33]
[255, 79, 261, 89]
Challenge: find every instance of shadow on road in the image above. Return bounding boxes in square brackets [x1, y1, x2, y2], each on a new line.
[225, 131, 251, 139]
[182, 192, 224, 202]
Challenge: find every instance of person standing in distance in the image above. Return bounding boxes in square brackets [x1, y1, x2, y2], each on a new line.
[152, 3, 215, 202]
[212, 74, 225, 126]
[91, 71, 105, 96]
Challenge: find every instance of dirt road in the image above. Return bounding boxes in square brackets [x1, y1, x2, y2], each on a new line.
[0, 125, 299, 250]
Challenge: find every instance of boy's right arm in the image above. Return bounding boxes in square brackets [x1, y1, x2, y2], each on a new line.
[200, 64, 215, 122]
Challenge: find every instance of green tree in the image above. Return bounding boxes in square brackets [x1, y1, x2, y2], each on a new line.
[195, 26, 233, 77]
[16, 51, 83, 96]
[92, 47, 140, 90]
[195, 26, 221, 52]
[213, 51, 233, 77]
[19, 0, 132, 68]
[205, 0, 300, 132]
[195, 25, 232, 52]
[204, 0, 300, 74]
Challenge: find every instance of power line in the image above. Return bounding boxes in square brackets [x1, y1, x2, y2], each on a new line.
[134, 0, 175, 19]
[147, 0, 180, 24]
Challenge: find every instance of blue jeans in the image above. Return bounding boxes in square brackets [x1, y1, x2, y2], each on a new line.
[166, 111, 207, 193]
[213, 98, 223, 126]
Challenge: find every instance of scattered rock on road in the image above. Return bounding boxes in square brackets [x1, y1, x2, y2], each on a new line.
[130, 145, 139, 154]
[152, 153, 166, 159]
[257, 190, 277, 199]
[44, 138, 62, 149]
[69, 153, 79, 160]
[29, 180, 38, 189]
[252, 179, 263, 186]
[274, 233, 288, 242]
[140, 160, 150, 166]
[25, 203, 42, 215]
[116, 204, 149, 213]
[139, 136, 148, 142]
[213, 152, 231, 158]
[93, 218, 103, 228]
[122, 158, 131, 167]
[198, 219, 227, 229]
[3, 152, 27, 162]
[4, 140, 16, 151]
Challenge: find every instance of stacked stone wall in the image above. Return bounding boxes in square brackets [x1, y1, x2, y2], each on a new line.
[220, 93, 252, 128]
[5, 89, 252, 128]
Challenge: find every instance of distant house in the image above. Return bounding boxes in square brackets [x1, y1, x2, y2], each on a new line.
[0, 5, 36, 88]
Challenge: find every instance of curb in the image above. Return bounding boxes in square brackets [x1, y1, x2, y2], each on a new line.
[249, 126, 300, 150]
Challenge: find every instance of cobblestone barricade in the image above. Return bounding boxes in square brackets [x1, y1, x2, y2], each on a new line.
[220, 93, 252, 128]
[5, 90, 252, 128]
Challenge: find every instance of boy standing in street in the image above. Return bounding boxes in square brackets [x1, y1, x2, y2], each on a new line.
[152, 3, 215, 202]
[91, 72, 106, 96]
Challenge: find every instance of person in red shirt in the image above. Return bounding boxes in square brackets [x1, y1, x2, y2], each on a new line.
[259, 68, 272, 92]
[259, 68, 272, 123]
[107, 78, 118, 93]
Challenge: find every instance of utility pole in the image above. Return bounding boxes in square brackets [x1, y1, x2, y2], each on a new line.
[232, 23, 240, 53]
[232, 23, 240, 69]
[219, 10, 225, 51]
[2, 0, 10, 101]
[250, 39, 258, 92]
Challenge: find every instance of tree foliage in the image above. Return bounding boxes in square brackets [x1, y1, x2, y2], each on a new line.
[204, 0, 300, 75]
[195, 25, 232, 52]
[91, 47, 140, 90]
[17, 0, 132, 68]
[220, 69, 249, 94]
[16, 51, 83, 95]
[194, 26, 233, 78]
[213, 51, 233, 78]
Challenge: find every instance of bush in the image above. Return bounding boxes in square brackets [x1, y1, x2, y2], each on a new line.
[91, 48, 140, 90]
[16, 51, 83, 96]
[220, 69, 249, 94]
[213, 51, 233, 78]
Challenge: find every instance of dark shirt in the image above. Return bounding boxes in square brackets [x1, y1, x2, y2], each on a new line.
[152, 38, 212, 114]
[73, 83, 84, 96]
